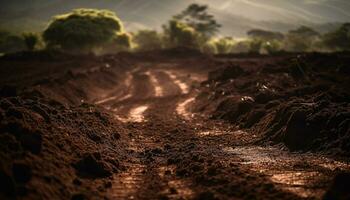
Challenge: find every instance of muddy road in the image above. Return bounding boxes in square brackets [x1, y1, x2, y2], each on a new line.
[91, 62, 349, 200]
[1, 51, 349, 200]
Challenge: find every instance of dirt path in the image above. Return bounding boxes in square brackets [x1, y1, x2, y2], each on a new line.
[93, 63, 349, 199]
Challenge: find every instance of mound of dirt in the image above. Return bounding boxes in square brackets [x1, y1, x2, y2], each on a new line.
[0, 50, 136, 199]
[194, 52, 350, 157]
[0, 89, 128, 199]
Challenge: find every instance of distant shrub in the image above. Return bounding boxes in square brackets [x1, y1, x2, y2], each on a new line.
[246, 29, 284, 54]
[201, 42, 217, 54]
[322, 23, 350, 51]
[95, 32, 133, 55]
[133, 30, 163, 51]
[231, 41, 251, 53]
[114, 32, 132, 49]
[0, 30, 25, 53]
[22, 32, 39, 51]
[248, 39, 263, 53]
[262, 40, 282, 54]
[43, 9, 125, 53]
[283, 26, 320, 52]
[212, 37, 235, 54]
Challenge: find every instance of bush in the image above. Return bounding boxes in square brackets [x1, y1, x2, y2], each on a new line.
[248, 39, 263, 53]
[323, 23, 350, 51]
[95, 32, 133, 55]
[262, 40, 282, 54]
[133, 30, 163, 51]
[0, 30, 26, 53]
[163, 20, 199, 48]
[22, 32, 39, 51]
[114, 32, 132, 49]
[212, 37, 235, 54]
[43, 9, 124, 53]
[201, 42, 216, 54]
[231, 41, 251, 53]
[283, 26, 320, 52]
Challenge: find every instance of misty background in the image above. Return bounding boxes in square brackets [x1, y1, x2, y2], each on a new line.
[1, 0, 350, 37]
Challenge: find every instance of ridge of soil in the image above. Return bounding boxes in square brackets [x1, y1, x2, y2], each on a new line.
[194, 52, 350, 157]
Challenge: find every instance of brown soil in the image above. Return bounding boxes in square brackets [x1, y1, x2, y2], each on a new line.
[0, 49, 349, 200]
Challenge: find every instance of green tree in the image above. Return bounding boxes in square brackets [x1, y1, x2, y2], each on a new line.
[283, 26, 320, 52]
[163, 20, 199, 48]
[22, 32, 39, 51]
[174, 4, 221, 37]
[289, 26, 319, 37]
[323, 23, 350, 51]
[133, 30, 163, 51]
[43, 9, 124, 52]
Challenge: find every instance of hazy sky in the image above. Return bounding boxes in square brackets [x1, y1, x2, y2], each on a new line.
[1, 0, 350, 23]
[1, 0, 349, 36]
[197, 0, 350, 23]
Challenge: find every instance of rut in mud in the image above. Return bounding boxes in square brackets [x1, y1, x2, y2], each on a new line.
[92, 62, 350, 200]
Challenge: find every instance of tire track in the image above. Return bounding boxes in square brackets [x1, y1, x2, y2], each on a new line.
[145, 70, 164, 97]
[95, 72, 133, 105]
[110, 70, 154, 123]
[94, 63, 350, 199]
[164, 70, 190, 94]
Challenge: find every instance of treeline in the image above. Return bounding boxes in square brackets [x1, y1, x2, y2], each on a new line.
[210, 24, 350, 54]
[0, 4, 349, 55]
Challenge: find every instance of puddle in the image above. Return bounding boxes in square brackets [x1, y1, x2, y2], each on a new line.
[176, 97, 195, 120]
